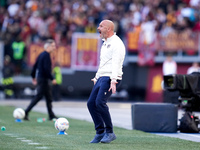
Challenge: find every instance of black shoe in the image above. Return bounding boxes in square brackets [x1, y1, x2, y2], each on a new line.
[100, 133, 116, 143]
[24, 115, 30, 121]
[90, 133, 105, 143]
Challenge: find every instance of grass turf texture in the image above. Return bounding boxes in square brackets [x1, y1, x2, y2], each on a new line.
[0, 106, 199, 150]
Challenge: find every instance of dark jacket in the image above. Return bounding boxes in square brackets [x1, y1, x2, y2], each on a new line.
[31, 51, 54, 80]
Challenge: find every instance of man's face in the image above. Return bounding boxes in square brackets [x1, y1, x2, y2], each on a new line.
[48, 42, 56, 52]
[97, 21, 108, 39]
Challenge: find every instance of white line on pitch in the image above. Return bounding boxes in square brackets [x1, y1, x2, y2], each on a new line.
[180, 133, 200, 138]
[10, 135, 18, 137]
[4, 133, 13, 135]
[35, 147, 49, 149]
[4, 133, 49, 149]
[16, 137, 26, 140]
[21, 140, 32, 142]
[4, 133, 18, 138]
[28, 143, 40, 145]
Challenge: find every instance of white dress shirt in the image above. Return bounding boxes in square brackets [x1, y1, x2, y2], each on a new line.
[95, 34, 126, 80]
[162, 60, 177, 75]
[187, 66, 200, 74]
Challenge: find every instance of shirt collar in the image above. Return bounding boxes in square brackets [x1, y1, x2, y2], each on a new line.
[102, 32, 116, 42]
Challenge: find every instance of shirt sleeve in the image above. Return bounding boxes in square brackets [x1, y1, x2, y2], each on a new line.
[111, 43, 125, 80]
[31, 57, 38, 78]
[95, 68, 100, 79]
[43, 55, 54, 80]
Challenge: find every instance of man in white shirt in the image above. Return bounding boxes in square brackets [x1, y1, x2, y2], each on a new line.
[87, 20, 125, 144]
[187, 62, 200, 74]
[162, 55, 177, 76]
[162, 54, 178, 104]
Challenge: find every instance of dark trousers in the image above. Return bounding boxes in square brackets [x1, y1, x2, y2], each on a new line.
[87, 77, 121, 134]
[52, 84, 61, 101]
[25, 78, 55, 118]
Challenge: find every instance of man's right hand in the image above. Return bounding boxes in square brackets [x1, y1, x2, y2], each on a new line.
[52, 79, 57, 85]
[32, 78, 37, 85]
[91, 78, 97, 85]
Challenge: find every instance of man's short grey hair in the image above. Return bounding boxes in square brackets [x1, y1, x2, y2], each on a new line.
[44, 39, 55, 50]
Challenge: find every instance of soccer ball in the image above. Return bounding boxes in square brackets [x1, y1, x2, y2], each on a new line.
[13, 108, 25, 119]
[55, 117, 69, 131]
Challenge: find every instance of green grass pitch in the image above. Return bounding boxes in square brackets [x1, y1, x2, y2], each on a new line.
[0, 105, 199, 150]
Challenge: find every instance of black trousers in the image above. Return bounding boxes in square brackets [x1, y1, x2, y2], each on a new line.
[25, 78, 55, 118]
[87, 77, 121, 134]
[52, 84, 61, 101]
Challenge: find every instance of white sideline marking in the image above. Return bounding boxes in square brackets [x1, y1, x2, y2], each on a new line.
[21, 140, 32, 142]
[4, 133, 13, 135]
[35, 147, 49, 149]
[4, 133, 18, 138]
[16, 138, 26, 140]
[10, 135, 18, 137]
[180, 133, 200, 138]
[3, 133, 50, 149]
[28, 143, 40, 145]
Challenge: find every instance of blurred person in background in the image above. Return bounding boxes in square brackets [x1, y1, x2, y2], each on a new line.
[52, 62, 62, 101]
[85, 17, 97, 33]
[187, 62, 200, 74]
[24, 39, 58, 121]
[11, 36, 26, 74]
[162, 53, 179, 104]
[163, 53, 177, 76]
[1, 55, 14, 98]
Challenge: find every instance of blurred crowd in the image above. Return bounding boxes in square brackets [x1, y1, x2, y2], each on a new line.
[0, 0, 200, 74]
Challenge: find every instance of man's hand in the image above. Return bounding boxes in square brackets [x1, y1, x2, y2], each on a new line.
[32, 78, 37, 85]
[52, 79, 57, 85]
[91, 78, 97, 85]
[109, 80, 118, 94]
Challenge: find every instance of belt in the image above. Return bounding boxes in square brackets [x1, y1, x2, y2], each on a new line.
[99, 76, 122, 79]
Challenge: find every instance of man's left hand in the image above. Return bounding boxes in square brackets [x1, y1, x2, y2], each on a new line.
[108, 80, 118, 94]
[52, 79, 57, 85]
